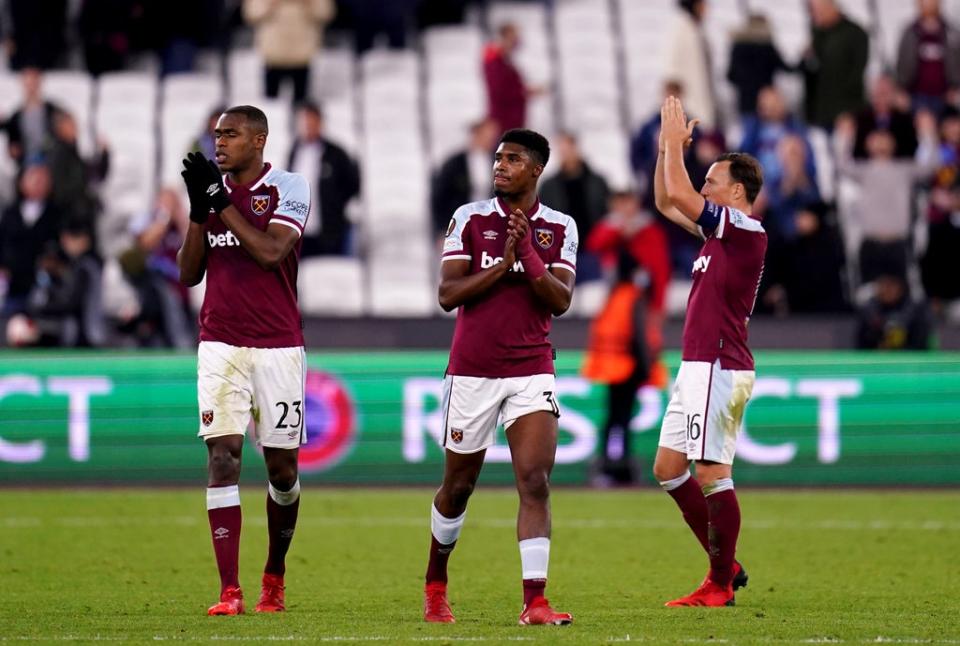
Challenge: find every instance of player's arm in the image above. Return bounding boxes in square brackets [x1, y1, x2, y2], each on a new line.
[220, 210, 300, 271]
[194, 155, 301, 271]
[654, 148, 702, 239]
[657, 96, 707, 232]
[528, 266, 575, 316]
[438, 255, 511, 311]
[177, 222, 208, 286]
[507, 210, 575, 316]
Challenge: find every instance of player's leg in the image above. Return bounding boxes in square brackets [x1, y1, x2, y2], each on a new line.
[502, 375, 572, 626]
[205, 435, 246, 615]
[250, 346, 306, 613]
[198, 341, 253, 616]
[654, 369, 710, 553]
[423, 374, 499, 623]
[664, 364, 754, 607]
[256, 447, 300, 612]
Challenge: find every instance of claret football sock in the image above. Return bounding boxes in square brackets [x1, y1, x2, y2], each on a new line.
[660, 471, 710, 553]
[206, 485, 242, 592]
[264, 479, 301, 576]
[425, 504, 466, 584]
[703, 479, 740, 588]
[519, 537, 550, 606]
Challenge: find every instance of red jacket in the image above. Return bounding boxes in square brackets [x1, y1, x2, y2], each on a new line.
[586, 219, 671, 314]
[483, 44, 526, 133]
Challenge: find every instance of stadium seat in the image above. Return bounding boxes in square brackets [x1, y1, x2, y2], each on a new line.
[299, 256, 366, 316]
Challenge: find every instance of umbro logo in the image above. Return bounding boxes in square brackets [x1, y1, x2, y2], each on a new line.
[206, 184, 221, 196]
[214, 526, 229, 540]
[483, 229, 498, 240]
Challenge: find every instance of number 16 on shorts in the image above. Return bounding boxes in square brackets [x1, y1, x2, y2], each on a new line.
[685, 412, 701, 455]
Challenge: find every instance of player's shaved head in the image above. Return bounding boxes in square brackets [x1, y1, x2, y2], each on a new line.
[499, 128, 550, 167]
[223, 105, 269, 135]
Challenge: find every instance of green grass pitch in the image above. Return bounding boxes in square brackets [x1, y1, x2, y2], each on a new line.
[2, 488, 958, 644]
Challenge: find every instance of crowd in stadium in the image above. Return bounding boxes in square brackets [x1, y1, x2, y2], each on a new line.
[0, 0, 956, 350]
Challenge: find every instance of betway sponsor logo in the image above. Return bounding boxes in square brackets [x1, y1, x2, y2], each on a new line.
[480, 250, 524, 272]
[207, 230, 241, 248]
[692, 255, 711, 274]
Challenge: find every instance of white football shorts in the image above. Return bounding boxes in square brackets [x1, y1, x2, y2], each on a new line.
[439, 373, 560, 454]
[658, 359, 755, 464]
[197, 341, 306, 449]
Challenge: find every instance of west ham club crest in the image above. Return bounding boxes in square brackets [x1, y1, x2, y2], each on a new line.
[251, 194, 271, 215]
[201, 410, 214, 426]
[535, 228, 554, 249]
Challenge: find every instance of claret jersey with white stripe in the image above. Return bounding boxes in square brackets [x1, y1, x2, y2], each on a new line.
[441, 196, 578, 378]
[683, 200, 767, 370]
[199, 163, 311, 348]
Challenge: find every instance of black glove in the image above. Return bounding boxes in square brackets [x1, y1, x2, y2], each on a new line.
[194, 154, 232, 214]
[181, 153, 211, 224]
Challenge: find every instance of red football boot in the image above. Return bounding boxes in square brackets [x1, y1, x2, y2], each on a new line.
[424, 582, 455, 623]
[664, 579, 735, 607]
[255, 573, 286, 613]
[518, 597, 573, 625]
[207, 585, 245, 616]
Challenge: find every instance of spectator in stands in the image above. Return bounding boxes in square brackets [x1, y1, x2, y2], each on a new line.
[776, 201, 848, 314]
[630, 80, 698, 203]
[585, 190, 671, 322]
[431, 118, 498, 240]
[727, 13, 792, 116]
[189, 106, 226, 161]
[801, 0, 869, 130]
[25, 220, 106, 347]
[78, 0, 143, 76]
[47, 110, 110, 228]
[121, 187, 194, 348]
[343, 0, 417, 54]
[757, 137, 847, 314]
[896, 0, 960, 114]
[146, 0, 224, 76]
[855, 271, 931, 350]
[483, 23, 542, 136]
[244, 0, 336, 102]
[760, 134, 821, 245]
[581, 250, 651, 486]
[853, 74, 918, 160]
[3, 69, 62, 171]
[287, 101, 360, 256]
[664, 0, 716, 129]
[740, 86, 817, 186]
[6, 0, 68, 70]
[0, 163, 63, 315]
[539, 132, 609, 280]
[835, 111, 940, 285]
[416, 0, 470, 30]
[920, 106, 960, 307]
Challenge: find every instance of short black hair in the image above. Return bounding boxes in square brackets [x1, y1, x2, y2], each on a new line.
[499, 128, 550, 166]
[223, 105, 269, 135]
[716, 152, 763, 204]
[296, 100, 323, 118]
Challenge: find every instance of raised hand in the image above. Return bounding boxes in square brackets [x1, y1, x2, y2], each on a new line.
[195, 153, 232, 214]
[181, 153, 211, 224]
[660, 96, 699, 150]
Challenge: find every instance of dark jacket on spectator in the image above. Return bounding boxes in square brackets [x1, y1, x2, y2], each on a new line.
[727, 41, 790, 114]
[802, 15, 869, 129]
[287, 138, 360, 256]
[431, 151, 470, 237]
[0, 201, 62, 303]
